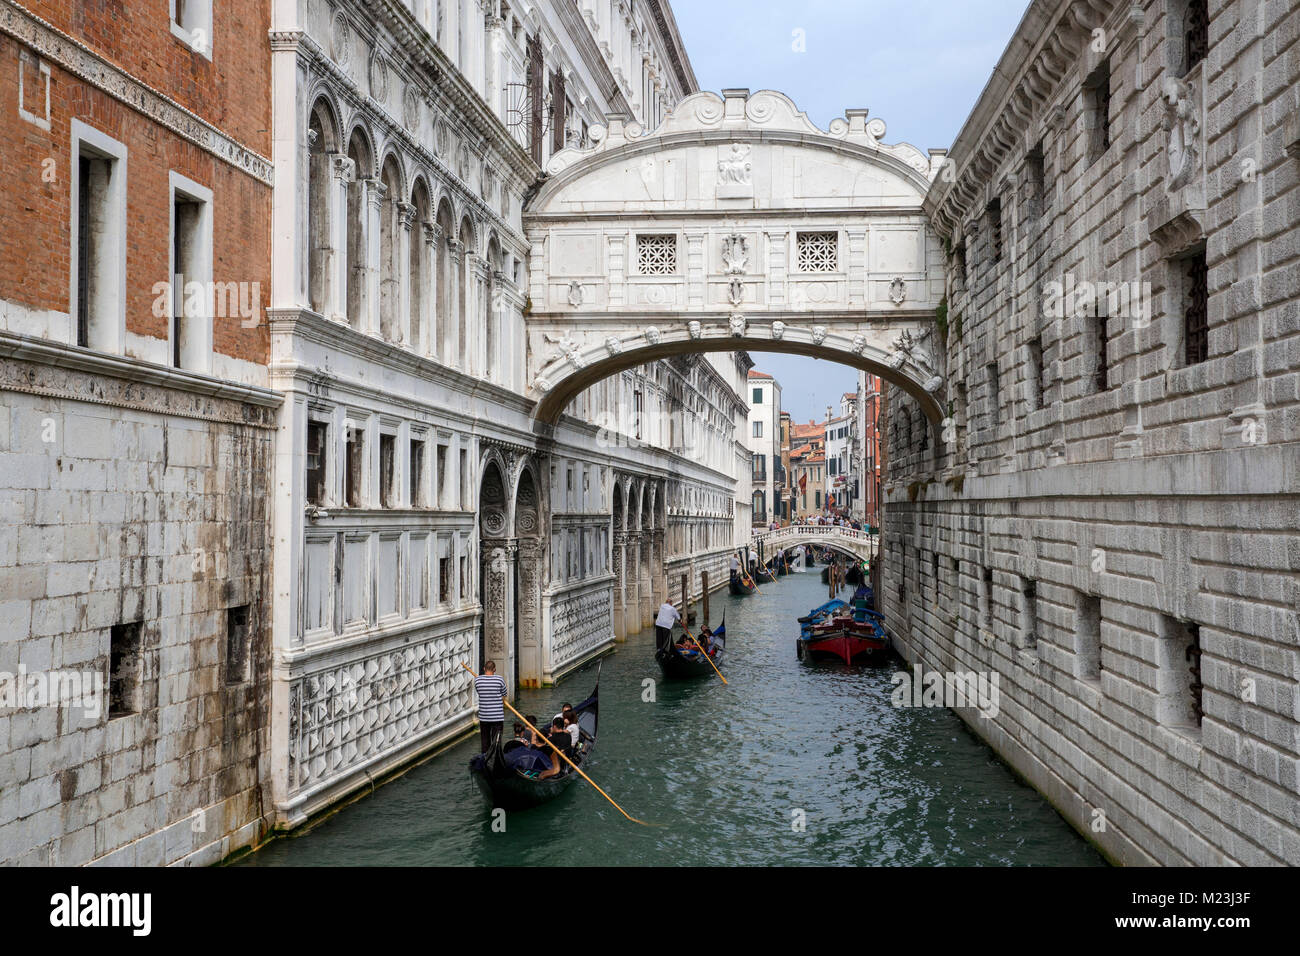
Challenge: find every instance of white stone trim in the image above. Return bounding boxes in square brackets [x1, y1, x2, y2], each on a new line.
[169, 0, 213, 60]
[17, 47, 49, 130]
[167, 171, 215, 375]
[69, 118, 127, 356]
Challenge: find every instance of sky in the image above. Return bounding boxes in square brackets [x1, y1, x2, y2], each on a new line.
[670, 0, 1031, 423]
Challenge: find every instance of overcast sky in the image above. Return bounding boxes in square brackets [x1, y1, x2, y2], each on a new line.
[671, 0, 1031, 422]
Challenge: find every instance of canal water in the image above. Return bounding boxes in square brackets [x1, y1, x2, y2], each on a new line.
[239, 569, 1106, 866]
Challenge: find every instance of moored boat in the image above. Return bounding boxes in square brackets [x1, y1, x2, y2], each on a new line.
[729, 572, 757, 595]
[797, 594, 888, 664]
[468, 667, 599, 810]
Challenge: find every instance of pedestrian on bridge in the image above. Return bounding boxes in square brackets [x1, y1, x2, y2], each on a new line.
[473, 661, 508, 753]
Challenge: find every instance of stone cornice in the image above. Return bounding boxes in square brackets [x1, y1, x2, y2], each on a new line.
[0, 330, 282, 425]
[553, 0, 634, 114]
[642, 0, 697, 94]
[924, 0, 1124, 238]
[1, 0, 273, 184]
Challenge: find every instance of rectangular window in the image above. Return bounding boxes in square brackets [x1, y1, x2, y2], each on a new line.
[306, 420, 328, 506]
[459, 554, 469, 602]
[796, 231, 838, 272]
[637, 234, 677, 275]
[1182, 250, 1209, 366]
[1159, 615, 1203, 730]
[438, 537, 452, 604]
[379, 433, 396, 508]
[170, 0, 213, 57]
[980, 568, 994, 630]
[1020, 578, 1038, 650]
[437, 444, 448, 508]
[1028, 335, 1045, 410]
[409, 438, 426, 507]
[169, 173, 212, 373]
[1094, 308, 1111, 392]
[1084, 59, 1112, 164]
[1076, 593, 1102, 682]
[1025, 143, 1046, 214]
[752, 387, 763, 405]
[72, 122, 126, 353]
[345, 423, 364, 508]
[225, 605, 250, 685]
[753, 420, 763, 438]
[108, 622, 143, 718]
[1181, 0, 1209, 77]
[986, 199, 1002, 262]
[814, 490, 821, 509]
[986, 363, 1000, 428]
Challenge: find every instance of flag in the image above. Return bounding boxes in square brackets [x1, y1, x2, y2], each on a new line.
[798, 473, 806, 494]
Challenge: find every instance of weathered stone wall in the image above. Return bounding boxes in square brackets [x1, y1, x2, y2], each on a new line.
[0, 344, 278, 865]
[885, 0, 1300, 864]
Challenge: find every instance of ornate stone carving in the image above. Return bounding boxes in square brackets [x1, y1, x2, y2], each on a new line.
[717, 144, 752, 185]
[403, 87, 419, 131]
[369, 52, 389, 102]
[688, 320, 702, 340]
[435, 121, 450, 158]
[457, 143, 471, 181]
[727, 277, 744, 307]
[771, 320, 786, 340]
[721, 233, 748, 274]
[559, 333, 585, 368]
[331, 12, 351, 65]
[532, 375, 552, 393]
[889, 276, 907, 305]
[644, 326, 662, 346]
[567, 280, 584, 307]
[728, 313, 746, 337]
[604, 336, 623, 356]
[851, 333, 868, 354]
[1161, 76, 1201, 192]
[811, 325, 827, 346]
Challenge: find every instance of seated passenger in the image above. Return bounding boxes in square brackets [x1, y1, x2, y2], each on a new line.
[563, 712, 581, 749]
[536, 718, 573, 781]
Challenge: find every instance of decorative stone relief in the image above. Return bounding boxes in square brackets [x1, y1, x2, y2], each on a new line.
[851, 333, 867, 354]
[1161, 76, 1201, 192]
[721, 233, 748, 274]
[532, 374, 552, 393]
[644, 326, 661, 345]
[403, 87, 419, 131]
[688, 320, 702, 340]
[770, 320, 785, 340]
[369, 52, 389, 102]
[435, 121, 450, 158]
[331, 12, 351, 65]
[567, 281, 584, 307]
[728, 313, 747, 337]
[717, 144, 752, 198]
[604, 336, 623, 356]
[811, 325, 827, 345]
[558, 332, 585, 368]
[727, 277, 744, 307]
[889, 276, 907, 305]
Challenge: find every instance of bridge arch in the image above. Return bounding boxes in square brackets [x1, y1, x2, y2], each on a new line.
[522, 87, 950, 426]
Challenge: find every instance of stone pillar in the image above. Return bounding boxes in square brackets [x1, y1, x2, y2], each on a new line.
[328, 154, 354, 323]
[364, 178, 385, 337]
[625, 532, 641, 634]
[421, 222, 440, 357]
[516, 539, 544, 687]
[482, 540, 515, 687]
[396, 201, 415, 347]
[612, 533, 626, 640]
[639, 535, 654, 629]
[652, 528, 666, 608]
[447, 238, 462, 367]
[485, 15, 504, 114]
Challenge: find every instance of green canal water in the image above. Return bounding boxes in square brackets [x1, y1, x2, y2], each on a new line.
[239, 570, 1106, 866]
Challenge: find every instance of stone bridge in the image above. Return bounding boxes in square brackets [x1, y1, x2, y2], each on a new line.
[753, 525, 878, 564]
[521, 88, 950, 426]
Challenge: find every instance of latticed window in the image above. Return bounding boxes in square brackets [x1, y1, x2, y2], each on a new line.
[637, 234, 677, 275]
[1183, 251, 1209, 365]
[797, 231, 838, 272]
[986, 199, 1002, 262]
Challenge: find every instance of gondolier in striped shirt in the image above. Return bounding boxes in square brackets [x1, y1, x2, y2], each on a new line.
[474, 661, 508, 753]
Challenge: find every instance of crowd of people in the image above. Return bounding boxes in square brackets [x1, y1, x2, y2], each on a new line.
[763, 512, 867, 531]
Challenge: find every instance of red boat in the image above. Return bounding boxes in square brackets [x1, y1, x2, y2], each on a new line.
[797, 615, 888, 664]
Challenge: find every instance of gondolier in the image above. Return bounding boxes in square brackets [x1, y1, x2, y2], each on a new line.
[655, 601, 681, 646]
[473, 661, 507, 753]
[729, 552, 740, 583]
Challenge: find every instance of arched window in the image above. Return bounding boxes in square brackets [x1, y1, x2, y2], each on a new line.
[306, 99, 337, 316]
[345, 129, 372, 329]
[378, 156, 403, 342]
[435, 198, 454, 361]
[484, 235, 501, 381]
[458, 218, 474, 371]
[410, 180, 431, 353]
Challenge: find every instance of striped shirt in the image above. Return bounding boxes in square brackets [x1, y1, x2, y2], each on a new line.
[474, 674, 507, 722]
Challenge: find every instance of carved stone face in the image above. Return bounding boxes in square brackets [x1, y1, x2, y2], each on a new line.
[688, 320, 702, 340]
[644, 326, 661, 346]
[771, 320, 785, 340]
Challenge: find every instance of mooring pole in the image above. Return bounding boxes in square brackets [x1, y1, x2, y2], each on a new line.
[701, 570, 710, 625]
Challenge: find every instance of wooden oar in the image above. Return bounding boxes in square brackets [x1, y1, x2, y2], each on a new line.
[679, 626, 728, 684]
[460, 663, 658, 827]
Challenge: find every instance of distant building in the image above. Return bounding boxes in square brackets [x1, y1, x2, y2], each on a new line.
[745, 370, 782, 524]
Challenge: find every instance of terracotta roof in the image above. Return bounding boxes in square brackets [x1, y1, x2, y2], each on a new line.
[747, 370, 773, 379]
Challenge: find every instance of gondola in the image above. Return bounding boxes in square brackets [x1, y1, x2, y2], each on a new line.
[755, 564, 777, 583]
[775, 552, 789, 576]
[655, 616, 726, 679]
[797, 589, 888, 664]
[729, 572, 757, 595]
[468, 664, 600, 811]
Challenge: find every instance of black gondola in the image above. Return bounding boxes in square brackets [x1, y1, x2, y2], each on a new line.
[756, 564, 777, 583]
[729, 573, 757, 595]
[656, 617, 726, 679]
[775, 552, 789, 576]
[468, 665, 599, 811]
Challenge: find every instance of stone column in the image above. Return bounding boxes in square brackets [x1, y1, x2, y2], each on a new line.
[447, 238, 462, 367]
[639, 535, 654, 629]
[482, 539, 515, 687]
[421, 221, 440, 357]
[364, 178, 385, 337]
[612, 533, 626, 640]
[625, 532, 641, 634]
[396, 201, 415, 347]
[485, 15, 504, 111]
[328, 154, 354, 323]
[652, 528, 666, 608]
[516, 538, 544, 687]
